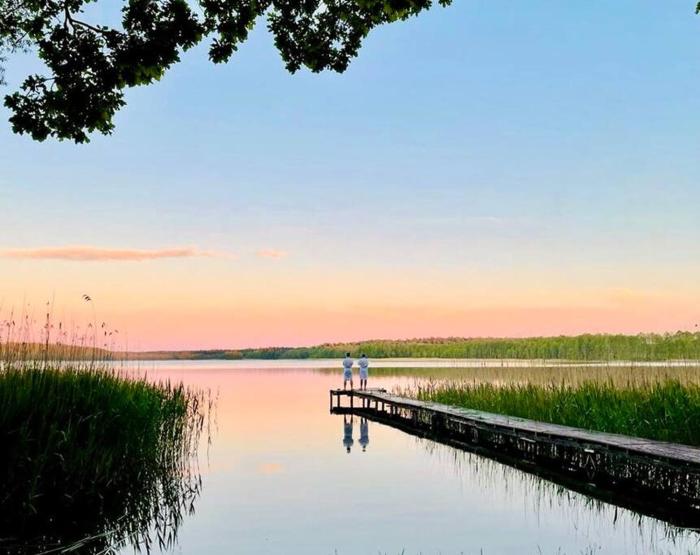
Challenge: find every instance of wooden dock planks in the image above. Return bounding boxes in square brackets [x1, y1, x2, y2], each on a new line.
[330, 388, 700, 467]
[330, 388, 700, 527]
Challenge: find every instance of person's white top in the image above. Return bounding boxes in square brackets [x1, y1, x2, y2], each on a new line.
[343, 356, 353, 378]
[359, 356, 369, 378]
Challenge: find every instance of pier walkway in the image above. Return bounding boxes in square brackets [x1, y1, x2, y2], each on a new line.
[330, 388, 700, 527]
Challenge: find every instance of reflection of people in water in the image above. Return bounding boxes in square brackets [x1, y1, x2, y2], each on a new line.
[342, 415, 354, 453]
[359, 417, 369, 452]
[358, 354, 369, 391]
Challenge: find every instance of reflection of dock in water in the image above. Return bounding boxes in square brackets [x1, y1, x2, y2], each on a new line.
[330, 388, 700, 529]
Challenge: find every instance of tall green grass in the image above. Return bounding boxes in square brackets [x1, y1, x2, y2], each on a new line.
[0, 311, 209, 553]
[413, 380, 700, 446]
[132, 332, 700, 361]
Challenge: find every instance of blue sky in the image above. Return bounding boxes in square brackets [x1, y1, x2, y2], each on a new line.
[0, 1, 699, 347]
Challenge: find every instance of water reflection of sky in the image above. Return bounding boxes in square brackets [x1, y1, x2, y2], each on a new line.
[123, 364, 700, 554]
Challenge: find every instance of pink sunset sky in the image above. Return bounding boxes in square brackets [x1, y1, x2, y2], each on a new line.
[1, 243, 698, 350]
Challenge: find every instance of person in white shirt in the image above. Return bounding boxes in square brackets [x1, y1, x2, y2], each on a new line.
[342, 352, 354, 390]
[358, 353, 369, 391]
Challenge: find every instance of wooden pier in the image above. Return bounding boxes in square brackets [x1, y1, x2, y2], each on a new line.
[330, 388, 700, 528]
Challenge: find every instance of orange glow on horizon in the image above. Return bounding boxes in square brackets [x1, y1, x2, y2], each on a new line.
[2, 258, 698, 350]
[24, 301, 694, 351]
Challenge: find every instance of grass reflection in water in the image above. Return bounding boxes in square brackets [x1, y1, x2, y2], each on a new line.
[0, 357, 210, 554]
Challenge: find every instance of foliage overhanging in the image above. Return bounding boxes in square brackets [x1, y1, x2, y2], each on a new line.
[0, 0, 450, 142]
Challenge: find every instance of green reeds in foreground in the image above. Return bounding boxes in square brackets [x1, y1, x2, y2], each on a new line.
[413, 380, 700, 446]
[0, 360, 209, 553]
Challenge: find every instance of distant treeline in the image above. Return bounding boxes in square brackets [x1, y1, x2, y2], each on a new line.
[131, 333, 700, 361]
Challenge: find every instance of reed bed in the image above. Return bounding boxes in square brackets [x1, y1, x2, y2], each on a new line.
[411, 379, 700, 446]
[374, 363, 700, 386]
[0, 310, 209, 554]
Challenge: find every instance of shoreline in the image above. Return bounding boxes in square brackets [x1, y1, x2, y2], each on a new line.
[116, 357, 700, 369]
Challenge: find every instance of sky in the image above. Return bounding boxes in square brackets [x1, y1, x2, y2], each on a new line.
[1, 1, 699, 350]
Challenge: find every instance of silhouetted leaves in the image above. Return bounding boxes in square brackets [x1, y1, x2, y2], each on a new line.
[0, 0, 450, 142]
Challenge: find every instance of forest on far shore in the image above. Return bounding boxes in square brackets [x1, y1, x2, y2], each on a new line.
[128, 332, 700, 362]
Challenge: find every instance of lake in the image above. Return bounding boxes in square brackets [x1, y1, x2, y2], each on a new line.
[121, 361, 700, 554]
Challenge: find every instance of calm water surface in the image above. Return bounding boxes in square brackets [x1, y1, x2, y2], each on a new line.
[122, 362, 700, 555]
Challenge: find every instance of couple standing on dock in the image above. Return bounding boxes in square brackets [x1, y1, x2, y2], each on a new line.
[342, 352, 369, 390]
